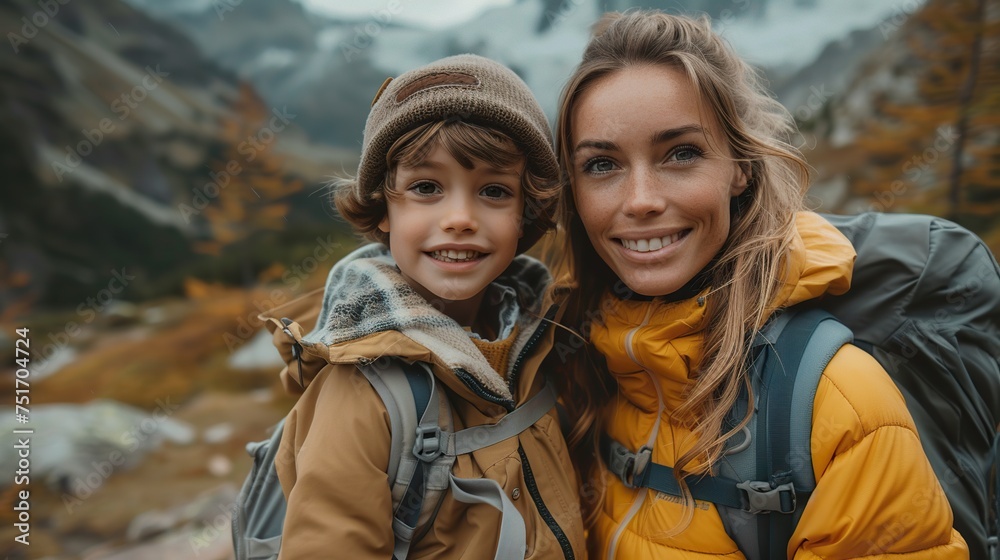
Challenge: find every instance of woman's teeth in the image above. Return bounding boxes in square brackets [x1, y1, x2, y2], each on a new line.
[620, 231, 686, 252]
[430, 250, 482, 262]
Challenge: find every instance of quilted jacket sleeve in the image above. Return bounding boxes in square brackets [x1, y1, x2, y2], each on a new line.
[790, 344, 968, 559]
[276, 364, 395, 559]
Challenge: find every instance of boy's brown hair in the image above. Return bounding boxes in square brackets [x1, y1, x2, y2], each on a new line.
[333, 54, 559, 254]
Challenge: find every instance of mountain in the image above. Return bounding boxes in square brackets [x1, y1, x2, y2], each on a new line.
[802, 0, 999, 252]
[0, 0, 354, 312]
[127, 0, 913, 149]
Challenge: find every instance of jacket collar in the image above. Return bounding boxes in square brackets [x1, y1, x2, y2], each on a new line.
[590, 212, 856, 410]
[261, 243, 554, 405]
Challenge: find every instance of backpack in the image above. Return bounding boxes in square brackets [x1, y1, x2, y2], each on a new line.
[604, 212, 1000, 559]
[231, 349, 558, 560]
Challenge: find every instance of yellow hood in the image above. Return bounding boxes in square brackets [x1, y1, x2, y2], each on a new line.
[591, 211, 854, 412]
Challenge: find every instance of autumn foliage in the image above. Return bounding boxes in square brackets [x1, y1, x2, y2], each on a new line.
[191, 83, 303, 256]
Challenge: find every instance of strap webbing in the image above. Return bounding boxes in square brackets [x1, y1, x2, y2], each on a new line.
[759, 309, 832, 560]
[449, 476, 527, 559]
[444, 381, 557, 456]
[392, 365, 556, 560]
[245, 536, 281, 559]
[640, 461, 746, 509]
[392, 363, 436, 560]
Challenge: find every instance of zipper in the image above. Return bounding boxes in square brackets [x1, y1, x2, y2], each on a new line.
[509, 306, 573, 558]
[455, 369, 515, 411]
[519, 445, 576, 559]
[607, 306, 664, 560]
[506, 305, 557, 399]
[454, 305, 556, 412]
[458, 304, 573, 557]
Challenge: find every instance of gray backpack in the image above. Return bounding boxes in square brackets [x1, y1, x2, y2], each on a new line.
[605, 213, 1000, 559]
[232, 353, 557, 560]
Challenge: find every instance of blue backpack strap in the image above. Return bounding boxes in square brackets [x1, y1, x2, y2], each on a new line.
[602, 308, 851, 560]
[752, 308, 851, 559]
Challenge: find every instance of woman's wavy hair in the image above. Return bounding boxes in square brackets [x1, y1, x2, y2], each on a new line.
[549, 10, 808, 531]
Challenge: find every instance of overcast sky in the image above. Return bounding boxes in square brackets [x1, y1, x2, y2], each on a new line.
[299, 0, 516, 28]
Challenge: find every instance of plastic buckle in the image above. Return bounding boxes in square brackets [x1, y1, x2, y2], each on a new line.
[413, 425, 443, 462]
[988, 535, 998, 560]
[737, 480, 796, 514]
[609, 444, 651, 489]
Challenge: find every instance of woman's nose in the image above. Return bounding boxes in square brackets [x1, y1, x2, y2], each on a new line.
[622, 167, 667, 218]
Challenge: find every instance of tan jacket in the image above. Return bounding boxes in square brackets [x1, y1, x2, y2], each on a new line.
[261, 245, 586, 559]
[589, 213, 967, 559]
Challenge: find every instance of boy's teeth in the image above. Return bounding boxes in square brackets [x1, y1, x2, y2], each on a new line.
[621, 232, 685, 252]
[431, 250, 481, 262]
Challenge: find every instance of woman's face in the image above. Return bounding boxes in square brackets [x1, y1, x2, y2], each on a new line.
[569, 64, 748, 297]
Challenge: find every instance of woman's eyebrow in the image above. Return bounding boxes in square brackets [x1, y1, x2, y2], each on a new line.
[652, 125, 704, 144]
[573, 139, 618, 154]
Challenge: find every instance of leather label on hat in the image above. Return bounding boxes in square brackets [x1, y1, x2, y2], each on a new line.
[371, 77, 393, 107]
[395, 72, 480, 103]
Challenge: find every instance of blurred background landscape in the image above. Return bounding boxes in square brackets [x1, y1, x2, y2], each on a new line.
[0, 0, 996, 557]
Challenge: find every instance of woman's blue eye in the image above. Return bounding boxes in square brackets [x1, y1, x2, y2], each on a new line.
[583, 158, 616, 174]
[671, 146, 702, 162]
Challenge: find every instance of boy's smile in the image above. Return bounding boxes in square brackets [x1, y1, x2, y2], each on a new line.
[379, 142, 524, 326]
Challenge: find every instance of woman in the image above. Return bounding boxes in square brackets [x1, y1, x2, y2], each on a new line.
[551, 10, 968, 559]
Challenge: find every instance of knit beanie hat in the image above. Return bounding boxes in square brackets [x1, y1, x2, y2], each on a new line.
[359, 54, 558, 253]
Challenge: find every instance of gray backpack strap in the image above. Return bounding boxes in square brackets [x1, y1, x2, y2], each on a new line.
[244, 537, 281, 560]
[717, 309, 852, 560]
[358, 360, 412, 498]
[449, 476, 527, 559]
[402, 370, 557, 559]
[443, 380, 557, 456]
[389, 362, 455, 560]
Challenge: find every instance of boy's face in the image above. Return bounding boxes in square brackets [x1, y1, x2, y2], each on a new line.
[378, 142, 525, 322]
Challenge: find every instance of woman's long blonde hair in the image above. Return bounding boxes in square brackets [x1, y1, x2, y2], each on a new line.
[550, 10, 809, 528]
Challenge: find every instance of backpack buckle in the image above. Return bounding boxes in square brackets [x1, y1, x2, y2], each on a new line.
[413, 425, 444, 462]
[737, 480, 796, 514]
[609, 443, 651, 489]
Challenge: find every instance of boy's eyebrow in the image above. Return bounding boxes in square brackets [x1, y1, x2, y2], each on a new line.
[400, 159, 521, 177]
[482, 166, 521, 177]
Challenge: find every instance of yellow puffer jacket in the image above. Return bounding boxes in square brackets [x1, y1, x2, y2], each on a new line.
[589, 212, 968, 559]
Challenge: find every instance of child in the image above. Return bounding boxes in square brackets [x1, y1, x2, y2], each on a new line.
[263, 55, 585, 559]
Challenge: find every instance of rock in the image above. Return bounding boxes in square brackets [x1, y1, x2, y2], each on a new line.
[101, 301, 141, 327]
[227, 329, 284, 371]
[121, 484, 238, 548]
[207, 454, 233, 477]
[203, 422, 234, 444]
[32, 346, 78, 381]
[0, 399, 195, 493]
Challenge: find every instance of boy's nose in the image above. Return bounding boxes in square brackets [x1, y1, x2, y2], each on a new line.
[440, 198, 478, 233]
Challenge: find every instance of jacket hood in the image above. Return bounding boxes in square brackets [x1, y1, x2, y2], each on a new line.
[260, 243, 553, 402]
[591, 211, 856, 410]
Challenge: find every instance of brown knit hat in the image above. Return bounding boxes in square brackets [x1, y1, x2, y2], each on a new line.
[359, 54, 558, 253]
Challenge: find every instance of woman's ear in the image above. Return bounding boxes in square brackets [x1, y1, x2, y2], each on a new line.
[378, 215, 390, 233]
[730, 162, 751, 196]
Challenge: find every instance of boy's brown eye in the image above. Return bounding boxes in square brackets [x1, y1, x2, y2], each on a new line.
[481, 185, 510, 199]
[410, 181, 440, 195]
